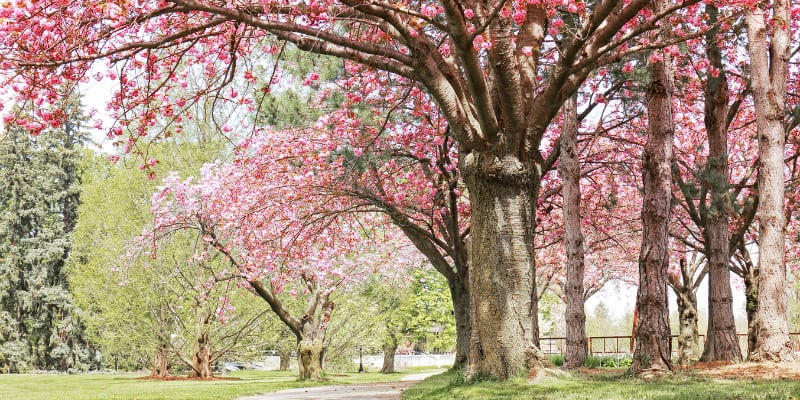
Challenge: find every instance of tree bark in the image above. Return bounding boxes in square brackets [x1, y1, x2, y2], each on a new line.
[449, 276, 470, 368]
[298, 337, 325, 381]
[675, 283, 700, 367]
[745, 270, 759, 355]
[380, 336, 398, 374]
[559, 95, 588, 370]
[279, 351, 291, 371]
[668, 257, 702, 368]
[188, 333, 213, 379]
[746, 0, 795, 362]
[630, 19, 675, 374]
[151, 343, 171, 377]
[247, 278, 333, 381]
[462, 152, 544, 380]
[700, 3, 741, 363]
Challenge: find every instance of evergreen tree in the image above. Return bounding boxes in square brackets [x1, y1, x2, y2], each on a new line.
[0, 101, 99, 372]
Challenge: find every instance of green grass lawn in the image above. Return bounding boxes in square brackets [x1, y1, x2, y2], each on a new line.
[402, 369, 800, 400]
[0, 369, 433, 400]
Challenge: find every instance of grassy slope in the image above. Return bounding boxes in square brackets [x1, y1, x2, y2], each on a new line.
[0, 369, 428, 400]
[402, 369, 800, 400]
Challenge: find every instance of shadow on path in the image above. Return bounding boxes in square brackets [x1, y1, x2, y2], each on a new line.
[237, 371, 443, 400]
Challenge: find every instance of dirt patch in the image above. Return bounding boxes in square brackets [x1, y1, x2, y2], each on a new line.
[691, 361, 800, 380]
[575, 368, 626, 376]
[137, 375, 241, 381]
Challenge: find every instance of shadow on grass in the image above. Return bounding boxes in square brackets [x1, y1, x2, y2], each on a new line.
[402, 369, 800, 400]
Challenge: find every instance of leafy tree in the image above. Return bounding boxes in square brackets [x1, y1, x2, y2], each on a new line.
[0, 101, 99, 372]
[361, 267, 455, 373]
[69, 140, 268, 377]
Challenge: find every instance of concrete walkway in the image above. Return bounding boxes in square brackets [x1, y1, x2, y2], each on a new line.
[237, 371, 442, 400]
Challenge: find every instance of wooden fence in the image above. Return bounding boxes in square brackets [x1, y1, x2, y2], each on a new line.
[538, 332, 800, 356]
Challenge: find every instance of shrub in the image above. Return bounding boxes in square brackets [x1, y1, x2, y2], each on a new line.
[548, 354, 564, 367]
[583, 355, 632, 369]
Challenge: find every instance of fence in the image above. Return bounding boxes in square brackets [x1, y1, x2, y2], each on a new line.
[538, 332, 800, 356]
[359, 354, 455, 370]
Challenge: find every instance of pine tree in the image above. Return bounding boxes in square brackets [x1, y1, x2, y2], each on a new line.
[0, 101, 100, 372]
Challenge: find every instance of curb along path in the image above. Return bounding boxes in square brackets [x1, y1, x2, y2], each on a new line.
[237, 371, 442, 400]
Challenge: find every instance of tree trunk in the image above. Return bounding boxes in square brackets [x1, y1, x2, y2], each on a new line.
[279, 351, 291, 371]
[151, 344, 171, 378]
[188, 333, 213, 379]
[380, 337, 398, 374]
[746, 1, 795, 362]
[462, 152, 544, 380]
[700, 3, 741, 363]
[449, 277, 470, 368]
[298, 337, 325, 381]
[559, 95, 587, 370]
[675, 286, 700, 367]
[745, 271, 759, 355]
[630, 28, 674, 375]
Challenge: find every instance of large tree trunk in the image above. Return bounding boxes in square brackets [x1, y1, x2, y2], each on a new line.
[675, 285, 700, 367]
[449, 276, 470, 368]
[630, 23, 675, 375]
[462, 153, 544, 380]
[298, 336, 325, 381]
[188, 333, 213, 379]
[559, 95, 587, 370]
[380, 336, 398, 374]
[151, 343, 171, 378]
[746, 1, 795, 362]
[700, 3, 741, 363]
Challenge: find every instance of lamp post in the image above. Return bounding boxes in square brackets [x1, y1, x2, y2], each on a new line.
[358, 346, 365, 373]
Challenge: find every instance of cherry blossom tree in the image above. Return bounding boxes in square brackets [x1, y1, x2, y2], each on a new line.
[143, 129, 409, 380]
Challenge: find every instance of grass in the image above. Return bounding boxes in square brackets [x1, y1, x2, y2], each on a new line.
[0, 368, 437, 400]
[402, 368, 800, 400]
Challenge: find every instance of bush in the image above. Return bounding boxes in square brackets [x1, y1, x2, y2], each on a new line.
[583, 355, 602, 369]
[548, 354, 564, 367]
[583, 355, 632, 369]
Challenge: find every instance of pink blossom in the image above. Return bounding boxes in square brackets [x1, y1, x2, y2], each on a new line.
[521, 46, 533, 57]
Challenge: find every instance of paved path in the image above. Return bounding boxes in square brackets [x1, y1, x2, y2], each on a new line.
[237, 371, 442, 400]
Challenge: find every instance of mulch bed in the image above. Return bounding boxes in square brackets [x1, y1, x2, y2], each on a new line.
[137, 375, 241, 381]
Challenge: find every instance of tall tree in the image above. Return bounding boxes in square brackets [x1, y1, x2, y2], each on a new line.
[256, 57, 472, 366]
[746, 0, 795, 362]
[0, 102, 99, 372]
[558, 95, 587, 369]
[699, 3, 741, 363]
[630, 0, 675, 374]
